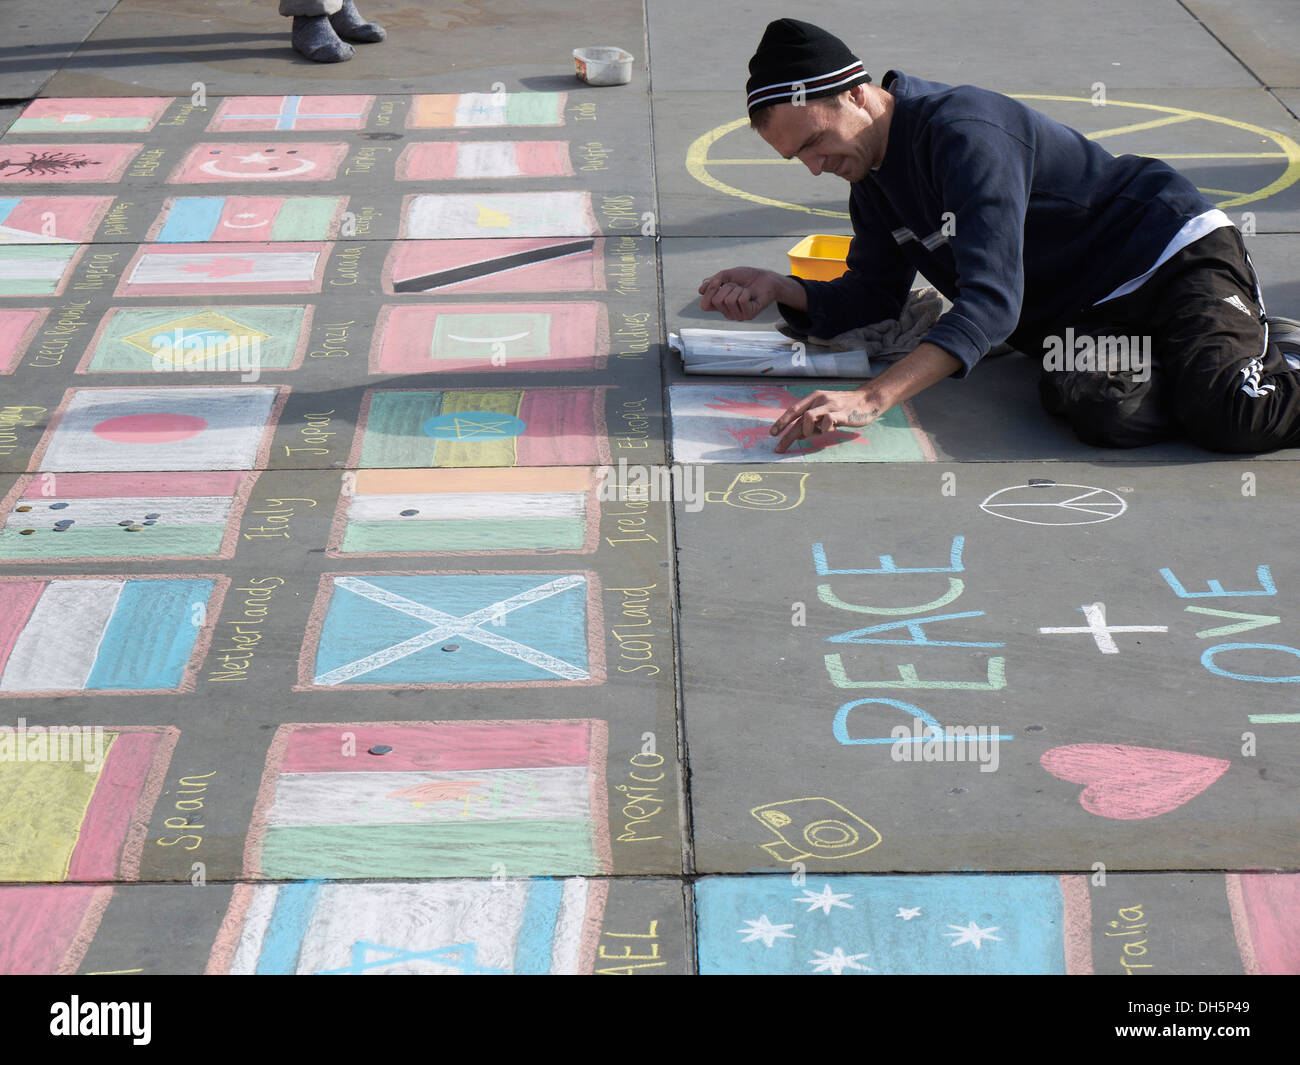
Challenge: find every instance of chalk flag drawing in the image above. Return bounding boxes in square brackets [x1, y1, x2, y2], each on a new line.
[352, 387, 609, 468]
[372, 303, 608, 374]
[0, 308, 49, 372]
[31, 386, 285, 473]
[0, 472, 258, 561]
[0, 196, 113, 243]
[116, 243, 328, 297]
[149, 196, 348, 242]
[384, 238, 605, 294]
[0, 724, 178, 879]
[0, 144, 140, 183]
[402, 192, 599, 239]
[1040, 744, 1231, 820]
[397, 141, 574, 181]
[0, 577, 224, 695]
[208, 94, 376, 132]
[10, 98, 170, 134]
[0, 245, 84, 298]
[1227, 874, 1300, 975]
[82, 306, 312, 373]
[243, 719, 611, 878]
[751, 797, 882, 863]
[330, 467, 600, 556]
[0, 885, 115, 975]
[168, 143, 349, 184]
[669, 384, 934, 463]
[696, 874, 1092, 975]
[979, 483, 1128, 525]
[209, 878, 608, 974]
[407, 92, 567, 128]
[299, 571, 604, 690]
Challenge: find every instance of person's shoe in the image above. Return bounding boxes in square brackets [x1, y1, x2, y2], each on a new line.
[292, 15, 355, 62]
[1266, 315, 1300, 370]
[329, 0, 386, 43]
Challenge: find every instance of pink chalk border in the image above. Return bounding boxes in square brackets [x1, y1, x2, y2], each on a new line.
[1058, 874, 1093, 975]
[380, 237, 608, 295]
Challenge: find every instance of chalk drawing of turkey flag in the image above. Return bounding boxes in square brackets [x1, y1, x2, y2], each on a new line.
[168, 142, 349, 184]
[116, 242, 328, 296]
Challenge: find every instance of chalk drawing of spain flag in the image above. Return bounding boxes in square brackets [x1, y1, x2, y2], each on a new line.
[243, 720, 611, 879]
[209, 878, 608, 975]
[299, 571, 604, 690]
[0, 575, 225, 696]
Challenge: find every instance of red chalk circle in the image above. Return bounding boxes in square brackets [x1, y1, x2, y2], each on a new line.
[92, 412, 208, 444]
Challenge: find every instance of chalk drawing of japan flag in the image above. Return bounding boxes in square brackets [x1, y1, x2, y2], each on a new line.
[116, 243, 327, 296]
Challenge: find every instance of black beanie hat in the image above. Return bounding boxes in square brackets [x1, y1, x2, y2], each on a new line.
[746, 19, 870, 116]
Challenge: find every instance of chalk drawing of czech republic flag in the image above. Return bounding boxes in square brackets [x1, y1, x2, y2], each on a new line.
[0, 576, 225, 696]
[116, 243, 328, 296]
[299, 571, 604, 690]
[148, 196, 348, 242]
[242, 720, 612, 879]
[209, 878, 608, 975]
[352, 386, 610, 468]
[0, 726, 178, 887]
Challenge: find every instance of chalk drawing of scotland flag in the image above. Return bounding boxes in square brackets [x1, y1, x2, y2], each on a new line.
[696, 875, 1091, 975]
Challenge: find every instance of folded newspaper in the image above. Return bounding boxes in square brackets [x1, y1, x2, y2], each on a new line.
[671, 286, 945, 377]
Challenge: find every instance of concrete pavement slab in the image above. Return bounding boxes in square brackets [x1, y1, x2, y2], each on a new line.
[0, 0, 118, 100]
[1182, 0, 1300, 88]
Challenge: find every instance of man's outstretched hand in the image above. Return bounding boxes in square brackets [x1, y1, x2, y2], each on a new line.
[769, 386, 882, 454]
[698, 267, 806, 321]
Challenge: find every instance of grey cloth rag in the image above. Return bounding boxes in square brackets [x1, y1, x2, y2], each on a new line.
[778, 286, 946, 366]
[280, 0, 344, 16]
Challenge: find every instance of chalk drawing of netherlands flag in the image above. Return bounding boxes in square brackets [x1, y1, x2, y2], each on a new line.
[0, 724, 178, 881]
[149, 196, 347, 242]
[0, 576, 224, 696]
[408, 92, 567, 128]
[243, 720, 611, 879]
[209, 878, 608, 975]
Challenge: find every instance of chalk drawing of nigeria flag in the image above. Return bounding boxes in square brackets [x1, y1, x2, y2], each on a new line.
[243, 720, 611, 879]
[0, 244, 83, 297]
[209, 878, 608, 975]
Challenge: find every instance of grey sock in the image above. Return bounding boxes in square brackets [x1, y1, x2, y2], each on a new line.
[291, 15, 355, 63]
[330, 0, 386, 43]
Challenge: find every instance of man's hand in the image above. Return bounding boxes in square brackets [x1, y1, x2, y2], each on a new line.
[769, 386, 882, 453]
[699, 267, 806, 321]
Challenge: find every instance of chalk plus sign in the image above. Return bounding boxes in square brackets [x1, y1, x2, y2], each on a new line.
[1038, 602, 1167, 654]
[223, 95, 362, 129]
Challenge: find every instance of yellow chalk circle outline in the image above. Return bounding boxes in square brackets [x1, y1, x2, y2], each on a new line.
[686, 96, 1300, 216]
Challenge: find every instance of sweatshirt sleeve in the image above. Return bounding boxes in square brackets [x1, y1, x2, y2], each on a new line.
[775, 185, 916, 340]
[918, 116, 1034, 378]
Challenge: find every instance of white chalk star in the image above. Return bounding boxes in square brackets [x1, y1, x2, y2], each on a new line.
[809, 947, 872, 974]
[944, 921, 1002, 949]
[737, 915, 795, 948]
[796, 885, 854, 914]
[896, 907, 922, 921]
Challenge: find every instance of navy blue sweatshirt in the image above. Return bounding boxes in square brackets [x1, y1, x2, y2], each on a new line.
[778, 70, 1215, 377]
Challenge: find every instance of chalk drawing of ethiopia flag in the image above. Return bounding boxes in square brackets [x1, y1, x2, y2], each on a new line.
[330, 467, 599, 557]
[0, 244, 83, 297]
[209, 878, 608, 975]
[149, 196, 347, 242]
[402, 191, 598, 239]
[300, 571, 604, 690]
[353, 386, 609, 468]
[10, 98, 170, 134]
[0, 726, 177, 885]
[0, 196, 112, 243]
[242, 719, 611, 878]
[408, 92, 567, 128]
[0, 576, 223, 696]
[696, 874, 1092, 975]
[0, 472, 258, 562]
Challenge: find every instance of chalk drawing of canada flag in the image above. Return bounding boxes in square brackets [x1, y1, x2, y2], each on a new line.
[116, 242, 328, 296]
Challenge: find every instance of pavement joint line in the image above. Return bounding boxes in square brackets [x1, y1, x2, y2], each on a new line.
[1175, 0, 1268, 90]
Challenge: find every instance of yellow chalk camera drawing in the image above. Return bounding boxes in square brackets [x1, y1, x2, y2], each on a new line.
[705, 471, 810, 511]
[750, 797, 882, 862]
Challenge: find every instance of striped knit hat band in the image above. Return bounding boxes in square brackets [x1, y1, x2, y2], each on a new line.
[746, 19, 870, 116]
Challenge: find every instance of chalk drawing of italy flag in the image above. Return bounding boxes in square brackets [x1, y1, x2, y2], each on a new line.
[209, 878, 608, 975]
[243, 720, 611, 879]
[0, 576, 224, 696]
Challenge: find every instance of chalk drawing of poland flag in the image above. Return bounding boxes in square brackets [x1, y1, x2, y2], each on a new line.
[0, 577, 222, 695]
[397, 141, 573, 181]
[168, 142, 349, 184]
[116, 243, 327, 296]
[31, 386, 285, 473]
[209, 878, 608, 975]
[242, 719, 612, 879]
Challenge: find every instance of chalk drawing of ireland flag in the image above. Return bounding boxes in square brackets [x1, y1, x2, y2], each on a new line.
[244, 720, 611, 879]
[209, 877, 608, 975]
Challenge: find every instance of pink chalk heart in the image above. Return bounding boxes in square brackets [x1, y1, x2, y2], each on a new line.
[1040, 744, 1230, 820]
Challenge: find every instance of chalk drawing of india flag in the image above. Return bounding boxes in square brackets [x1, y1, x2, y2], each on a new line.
[407, 92, 567, 128]
[244, 720, 611, 879]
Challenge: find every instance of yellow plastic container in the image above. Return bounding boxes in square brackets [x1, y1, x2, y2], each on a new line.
[787, 234, 852, 280]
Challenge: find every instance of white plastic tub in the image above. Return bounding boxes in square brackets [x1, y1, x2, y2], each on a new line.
[573, 46, 633, 86]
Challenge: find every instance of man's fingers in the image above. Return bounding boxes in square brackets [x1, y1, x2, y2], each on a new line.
[769, 393, 818, 436]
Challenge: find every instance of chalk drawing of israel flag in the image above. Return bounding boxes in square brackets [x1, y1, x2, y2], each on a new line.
[302, 572, 603, 689]
[696, 874, 1091, 975]
[210, 878, 608, 974]
[243, 720, 611, 879]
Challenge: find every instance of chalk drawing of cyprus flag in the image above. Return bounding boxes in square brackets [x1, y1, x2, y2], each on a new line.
[208, 878, 607, 975]
[401, 192, 598, 239]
